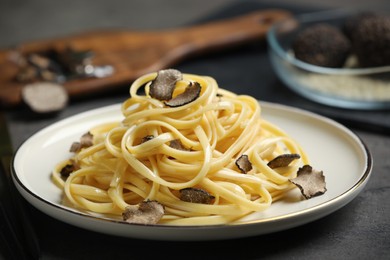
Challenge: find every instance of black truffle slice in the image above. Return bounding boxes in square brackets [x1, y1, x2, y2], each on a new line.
[292, 24, 351, 67]
[80, 132, 93, 147]
[235, 154, 252, 174]
[179, 188, 215, 204]
[21, 82, 68, 113]
[70, 132, 93, 153]
[267, 153, 300, 169]
[164, 81, 201, 107]
[122, 200, 165, 225]
[169, 139, 189, 151]
[60, 160, 79, 178]
[149, 69, 182, 100]
[350, 15, 390, 67]
[290, 165, 327, 199]
[141, 135, 154, 143]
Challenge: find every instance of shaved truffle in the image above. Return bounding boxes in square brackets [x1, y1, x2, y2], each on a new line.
[13, 46, 112, 84]
[290, 165, 327, 199]
[180, 188, 215, 204]
[164, 81, 201, 107]
[149, 69, 201, 107]
[149, 69, 182, 100]
[292, 24, 351, 67]
[169, 139, 189, 151]
[21, 82, 68, 113]
[141, 135, 154, 143]
[236, 154, 252, 173]
[60, 160, 79, 178]
[70, 132, 93, 153]
[267, 153, 301, 169]
[122, 200, 165, 225]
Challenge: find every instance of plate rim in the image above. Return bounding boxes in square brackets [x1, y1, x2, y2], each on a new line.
[11, 101, 373, 240]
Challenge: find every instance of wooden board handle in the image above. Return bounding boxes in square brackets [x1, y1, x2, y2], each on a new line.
[0, 9, 291, 107]
[165, 9, 291, 57]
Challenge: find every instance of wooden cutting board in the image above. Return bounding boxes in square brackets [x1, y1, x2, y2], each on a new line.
[0, 9, 290, 107]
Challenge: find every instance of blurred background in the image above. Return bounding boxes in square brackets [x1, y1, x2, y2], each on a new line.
[1, 0, 389, 48]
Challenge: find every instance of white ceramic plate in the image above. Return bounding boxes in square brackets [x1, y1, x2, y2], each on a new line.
[12, 102, 372, 241]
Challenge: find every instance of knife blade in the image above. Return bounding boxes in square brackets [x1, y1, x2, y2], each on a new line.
[0, 112, 40, 260]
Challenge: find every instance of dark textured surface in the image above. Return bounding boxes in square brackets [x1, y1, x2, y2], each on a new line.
[1, 0, 389, 259]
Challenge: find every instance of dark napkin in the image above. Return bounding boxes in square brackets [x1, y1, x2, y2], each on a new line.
[175, 0, 390, 135]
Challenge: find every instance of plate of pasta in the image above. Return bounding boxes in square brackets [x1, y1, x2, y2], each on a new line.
[12, 70, 372, 240]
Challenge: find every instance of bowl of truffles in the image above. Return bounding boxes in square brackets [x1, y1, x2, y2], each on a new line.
[267, 9, 390, 109]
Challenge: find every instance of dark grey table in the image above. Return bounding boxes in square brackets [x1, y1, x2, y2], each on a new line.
[1, 0, 389, 259]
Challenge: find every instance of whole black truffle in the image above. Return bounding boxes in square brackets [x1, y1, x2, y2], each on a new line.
[350, 15, 390, 67]
[343, 12, 378, 40]
[292, 24, 351, 68]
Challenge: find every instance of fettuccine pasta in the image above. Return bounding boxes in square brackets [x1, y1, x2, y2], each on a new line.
[52, 70, 312, 225]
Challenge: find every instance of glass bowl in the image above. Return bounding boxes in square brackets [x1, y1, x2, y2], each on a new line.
[267, 9, 390, 110]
